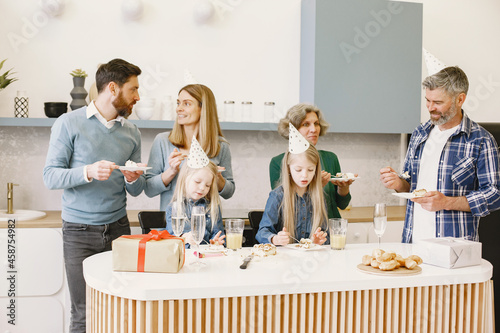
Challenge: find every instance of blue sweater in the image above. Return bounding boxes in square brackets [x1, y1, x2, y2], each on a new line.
[43, 107, 145, 224]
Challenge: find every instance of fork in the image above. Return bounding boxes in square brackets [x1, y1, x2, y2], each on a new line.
[391, 171, 410, 179]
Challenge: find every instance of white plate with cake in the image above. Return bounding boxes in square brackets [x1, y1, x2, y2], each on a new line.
[285, 239, 324, 251]
[118, 160, 152, 172]
[119, 166, 152, 172]
[392, 189, 428, 199]
[331, 176, 361, 182]
[331, 172, 360, 181]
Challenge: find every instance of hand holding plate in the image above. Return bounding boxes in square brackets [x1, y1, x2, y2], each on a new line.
[120, 162, 146, 182]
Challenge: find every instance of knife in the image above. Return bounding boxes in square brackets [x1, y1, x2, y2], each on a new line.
[240, 255, 253, 269]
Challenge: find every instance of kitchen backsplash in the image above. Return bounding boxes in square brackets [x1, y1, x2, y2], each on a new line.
[0, 126, 405, 212]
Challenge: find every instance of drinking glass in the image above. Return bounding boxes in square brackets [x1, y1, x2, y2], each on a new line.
[171, 203, 185, 237]
[328, 218, 348, 250]
[225, 219, 245, 250]
[190, 206, 206, 267]
[373, 203, 387, 248]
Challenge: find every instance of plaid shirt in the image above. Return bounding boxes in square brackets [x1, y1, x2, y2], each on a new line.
[401, 111, 500, 243]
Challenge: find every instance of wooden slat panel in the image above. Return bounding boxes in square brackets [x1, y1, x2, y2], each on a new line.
[275, 294, 282, 333]
[86, 281, 494, 333]
[323, 291, 330, 333]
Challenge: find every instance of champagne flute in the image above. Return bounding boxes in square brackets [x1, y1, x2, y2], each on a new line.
[373, 203, 387, 248]
[171, 203, 185, 237]
[190, 206, 206, 267]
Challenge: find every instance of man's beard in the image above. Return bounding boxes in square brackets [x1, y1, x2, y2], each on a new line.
[430, 99, 458, 126]
[112, 92, 134, 118]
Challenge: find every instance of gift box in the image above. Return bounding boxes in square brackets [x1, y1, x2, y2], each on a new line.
[112, 230, 185, 273]
[415, 237, 482, 269]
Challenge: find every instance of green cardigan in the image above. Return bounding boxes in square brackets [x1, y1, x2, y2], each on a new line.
[269, 150, 351, 218]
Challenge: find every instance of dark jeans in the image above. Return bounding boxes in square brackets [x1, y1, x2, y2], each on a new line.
[62, 215, 131, 333]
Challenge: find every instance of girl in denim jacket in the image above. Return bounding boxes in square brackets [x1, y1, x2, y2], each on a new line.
[165, 140, 225, 246]
[257, 125, 328, 246]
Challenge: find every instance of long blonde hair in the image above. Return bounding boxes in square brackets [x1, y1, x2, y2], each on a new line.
[279, 145, 327, 239]
[171, 162, 221, 229]
[169, 84, 225, 158]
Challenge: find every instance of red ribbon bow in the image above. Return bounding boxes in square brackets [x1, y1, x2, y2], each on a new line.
[122, 230, 185, 272]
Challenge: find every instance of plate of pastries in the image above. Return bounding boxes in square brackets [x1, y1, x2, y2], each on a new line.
[357, 249, 423, 276]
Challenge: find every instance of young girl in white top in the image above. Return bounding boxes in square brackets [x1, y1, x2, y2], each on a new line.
[256, 125, 328, 245]
[165, 137, 225, 246]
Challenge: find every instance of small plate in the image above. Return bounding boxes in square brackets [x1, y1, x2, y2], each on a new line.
[285, 244, 325, 251]
[199, 244, 227, 253]
[118, 166, 152, 172]
[331, 177, 360, 182]
[392, 192, 423, 199]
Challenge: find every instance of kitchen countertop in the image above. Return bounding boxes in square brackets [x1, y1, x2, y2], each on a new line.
[0, 206, 407, 228]
[83, 242, 492, 301]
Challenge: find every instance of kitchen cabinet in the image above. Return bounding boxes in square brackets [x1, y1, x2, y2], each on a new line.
[346, 220, 404, 244]
[300, 0, 423, 133]
[0, 228, 68, 332]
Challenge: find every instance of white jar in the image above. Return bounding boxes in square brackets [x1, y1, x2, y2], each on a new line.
[241, 101, 252, 122]
[264, 102, 275, 123]
[224, 101, 235, 122]
[161, 96, 174, 120]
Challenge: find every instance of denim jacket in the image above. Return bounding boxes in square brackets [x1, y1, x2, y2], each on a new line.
[165, 198, 224, 245]
[256, 186, 328, 244]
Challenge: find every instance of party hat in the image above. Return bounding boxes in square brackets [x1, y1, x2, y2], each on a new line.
[288, 124, 310, 154]
[187, 136, 209, 168]
[423, 48, 446, 76]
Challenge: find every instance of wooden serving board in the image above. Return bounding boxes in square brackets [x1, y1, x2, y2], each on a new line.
[357, 263, 422, 276]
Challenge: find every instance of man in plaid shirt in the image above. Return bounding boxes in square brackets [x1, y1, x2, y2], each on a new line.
[380, 66, 500, 243]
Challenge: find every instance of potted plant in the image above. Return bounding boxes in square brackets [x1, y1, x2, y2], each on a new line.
[70, 68, 88, 110]
[0, 59, 18, 91]
[70, 68, 88, 78]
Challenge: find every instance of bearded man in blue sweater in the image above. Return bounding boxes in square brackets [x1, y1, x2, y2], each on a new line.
[43, 58, 146, 333]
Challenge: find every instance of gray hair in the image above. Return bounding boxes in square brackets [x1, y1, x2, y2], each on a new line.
[277, 103, 330, 139]
[422, 66, 469, 97]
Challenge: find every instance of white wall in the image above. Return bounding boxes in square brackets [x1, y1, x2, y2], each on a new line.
[0, 0, 301, 118]
[413, 0, 500, 122]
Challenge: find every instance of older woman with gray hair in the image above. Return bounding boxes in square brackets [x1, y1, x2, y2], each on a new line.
[269, 103, 354, 219]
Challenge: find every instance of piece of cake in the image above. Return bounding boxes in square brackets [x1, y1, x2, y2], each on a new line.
[251, 244, 277, 257]
[413, 189, 427, 197]
[125, 160, 138, 167]
[298, 238, 313, 249]
[335, 172, 355, 179]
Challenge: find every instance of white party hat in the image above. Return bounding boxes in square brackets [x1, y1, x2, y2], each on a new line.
[184, 69, 198, 84]
[423, 48, 447, 76]
[187, 136, 209, 168]
[288, 124, 310, 154]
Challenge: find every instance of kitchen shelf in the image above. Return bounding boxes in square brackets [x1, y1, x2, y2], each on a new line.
[0, 117, 278, 131]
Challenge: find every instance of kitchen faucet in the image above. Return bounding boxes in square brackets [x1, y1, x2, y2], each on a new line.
[7, 183, 19, 214]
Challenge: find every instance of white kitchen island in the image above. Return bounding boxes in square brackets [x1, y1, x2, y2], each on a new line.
[83, 243, 494, 332]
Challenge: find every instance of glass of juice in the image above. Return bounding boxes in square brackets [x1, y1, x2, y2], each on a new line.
[328, 218, 348, 250]
[225, 219, 245, 250]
